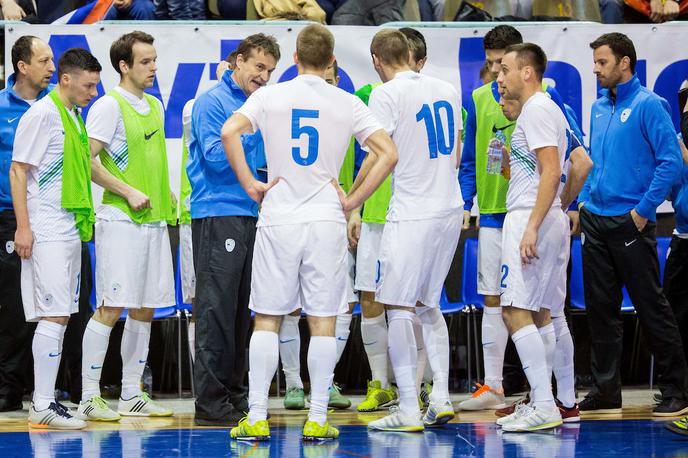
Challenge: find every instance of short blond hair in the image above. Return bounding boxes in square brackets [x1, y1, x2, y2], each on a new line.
[370, 29, 409, 66]
[296, 24, 334, 70]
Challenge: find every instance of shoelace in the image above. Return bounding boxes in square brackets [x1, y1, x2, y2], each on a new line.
[471, 383, 490, 398]
[92, 396, 108, 410]
[54, 402, 73, 418]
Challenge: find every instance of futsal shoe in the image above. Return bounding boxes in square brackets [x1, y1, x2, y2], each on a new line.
[666, 416, 688, 437]
[328, 384, 351, 410]
[578, 395, 622, 415]
[496, 394, 530, 417]
[459, 384, 507, 411]
[419, 383, 432, 410]
[302, 420, 339, 441]
[652, 398, 688, 417]
[230, 417, 270, 441]
[555, 399, 580, 423]
[118, 393, 172, 417]
[284, 387, 306, 410]
[77, 395, 121, 421]
[357, 380, 398, 412]
[29, 401, 87, 430]
[496, 400, 531, 426]
[368, 406, 424, 432]
[423, 400, 456, 427]
[500, 405, 563, 432]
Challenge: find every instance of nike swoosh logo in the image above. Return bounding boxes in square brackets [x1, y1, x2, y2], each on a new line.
[48, 352, 61, 357]
[138, 359, 147, 364]
[279, 338, 296, 344]
[492, 123, 515, 133]
[362, 341, 377, 346]
[625, 239, 637, 247]
[595, 113, 604, 118]
[144, 129, 158, 141]
[8, 116, 18, 123]
[90, 365, 102, 370]
[337, 337, 348, 341]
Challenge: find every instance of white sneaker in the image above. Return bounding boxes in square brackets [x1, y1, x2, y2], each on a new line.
[501, 405, 563, 432]
[118, 393, 173, 417]
[77, 395, 121, 421]
[368, 406, 424, 432]
[29, 402, 87, 430]
[458, 384, 507, 411]
[496, 401, 530, 426]
[422, 400, 455, 426]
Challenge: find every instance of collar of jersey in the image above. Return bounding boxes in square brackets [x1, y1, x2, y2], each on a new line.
[393, 70, 419, 80]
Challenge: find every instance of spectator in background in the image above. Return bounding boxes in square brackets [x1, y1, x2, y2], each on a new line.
[578, 32, 687, 417]
[599, 0, 625, 23]
[332, 0, 404, 25]
[418, 0, 444, 21]
[154, 0, 205, 19]
[105, 0, 156, 20]
[601, 0, 686, 23]
[316, 0, 346, 23]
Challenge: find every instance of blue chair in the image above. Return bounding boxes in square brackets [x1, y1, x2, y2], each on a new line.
[460, 237, 484, 308]
[569, 237, 585, 311]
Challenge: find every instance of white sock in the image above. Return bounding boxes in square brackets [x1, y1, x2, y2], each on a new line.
[120, 316, 151, 400]
[387, 309, 419, 416]
[482, 305, 508, 391]
[361, 313, 389, 388]
[188, 321, 195, 363]
[413, 314, 427, 394]
[307, 336, 337, 426]
[335, 313, 352, 365]
[539, 323, 556, 381]
[511, 324, 555, 411]
[418, 307, 450, 403]
[278, 314, 303, 389]
[553, 316, 576, 408]
[32, 320, 67, 411]
[248, 331, 279, 424]
[81, 318, 113, 402]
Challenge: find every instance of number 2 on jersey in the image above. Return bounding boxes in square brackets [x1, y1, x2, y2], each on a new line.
[292, 109, 320, 166]
[416, 101, 455, 159]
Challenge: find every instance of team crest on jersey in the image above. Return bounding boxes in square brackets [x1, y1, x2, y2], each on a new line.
[111, 282, 122, 295]
[44, 294, 54, 305]
[620, 108, 632, 123]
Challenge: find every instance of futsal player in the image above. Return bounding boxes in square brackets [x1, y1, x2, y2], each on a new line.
[223, 24, 397, 441]
[493, 43, 568, 432]
[365, 29, 463, 432]
[78, 31, 175, 420]
[11, 48, 101, 429]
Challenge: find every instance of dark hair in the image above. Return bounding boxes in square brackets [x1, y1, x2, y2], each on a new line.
[399, 27, 426, 62]
[11, 35, 39, 74]
[504, 43, 547, 80]
[226, 49, 238, 66]
[589, 32, 637, 73]
[235, 33, 281, 63]
[370, 29, 409, 67]
[483, 25, 523, 51]
[57, 48, 102, 79]
[110, 31, 154, 75]
[296, 24, 334, 70]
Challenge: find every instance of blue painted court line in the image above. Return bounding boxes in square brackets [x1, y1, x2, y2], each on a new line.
[1, 420, 687, 457]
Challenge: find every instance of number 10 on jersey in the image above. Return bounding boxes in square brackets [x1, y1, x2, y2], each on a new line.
[416, 101, 455, 159]
[292, 109, 320, 166]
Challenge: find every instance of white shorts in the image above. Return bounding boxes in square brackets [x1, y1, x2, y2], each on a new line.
[354, 222, 384, 292]
[179, 223, 196, 303]
[376, 212, 461, 308]
[500, 208, 570, 314]
[477, 227, 503, 296]
[250, 221, 349, 317]
[95, 220, 175, 309]
[21, 239, 82, 322]
[346, 250, 358, 305]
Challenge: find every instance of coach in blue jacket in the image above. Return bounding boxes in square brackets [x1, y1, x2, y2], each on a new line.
[578, 32, 687, 417]
[187, 34, 280, 426]
[0, 36, 54, 412]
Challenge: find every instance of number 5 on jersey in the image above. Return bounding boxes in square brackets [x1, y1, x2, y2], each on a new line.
[416, 100, 455, 159]
[292, 109, 320, 166]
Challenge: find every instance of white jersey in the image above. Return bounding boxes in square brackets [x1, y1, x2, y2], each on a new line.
[237, 74, 381, 227]
[507, 91, 569, 212]
[86, 86, 166, 224]
[12, 96, 80, 243]
[182, 98, 194, 151]
[368, 71, 463, 221]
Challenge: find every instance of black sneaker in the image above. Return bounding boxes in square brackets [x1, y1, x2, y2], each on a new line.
[578, 396, 622, 415]
[652, 398, 688, 417]
[194, 407, 245, 426]
[666, 416, 688, 436]
[0, 397, 23, 412]
[653, 393, 662, 404]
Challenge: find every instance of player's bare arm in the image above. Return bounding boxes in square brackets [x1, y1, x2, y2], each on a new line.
[343, 129, 397, 212]
[521, 146, 561, 265]
[222, 112, 278, 204]
[89, 137, 151, 211]
[9, 161, 33, 259]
